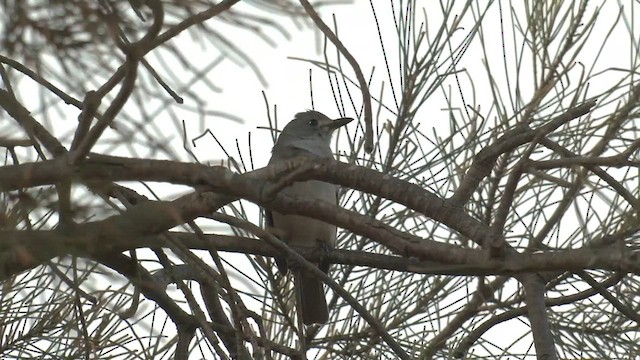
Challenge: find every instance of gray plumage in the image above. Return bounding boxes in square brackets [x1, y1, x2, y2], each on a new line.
[266, 110, 352, 325]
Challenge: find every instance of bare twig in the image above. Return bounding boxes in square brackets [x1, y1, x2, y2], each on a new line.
[299, 0, 373, 153]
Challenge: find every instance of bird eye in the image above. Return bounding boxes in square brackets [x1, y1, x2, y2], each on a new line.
[308, 119, 318, 127]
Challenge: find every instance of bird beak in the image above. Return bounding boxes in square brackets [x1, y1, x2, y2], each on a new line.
[326, 117, 353, 130]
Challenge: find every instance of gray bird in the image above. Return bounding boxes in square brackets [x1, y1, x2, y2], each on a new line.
[265, 110, 352, 325]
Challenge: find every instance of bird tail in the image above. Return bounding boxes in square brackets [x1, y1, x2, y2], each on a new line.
[296, 271, 328, 325]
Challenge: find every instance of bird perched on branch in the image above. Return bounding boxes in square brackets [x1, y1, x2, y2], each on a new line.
[265, 110, 352, 325]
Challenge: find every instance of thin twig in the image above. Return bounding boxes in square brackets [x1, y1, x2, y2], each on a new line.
[299, 0, 373, 153]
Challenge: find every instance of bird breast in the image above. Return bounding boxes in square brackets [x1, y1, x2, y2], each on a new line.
[271, 180, 337, 248]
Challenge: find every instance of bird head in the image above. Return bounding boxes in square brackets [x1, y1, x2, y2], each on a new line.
[278, 110, 353, 143]
[271, 110, 353, 159]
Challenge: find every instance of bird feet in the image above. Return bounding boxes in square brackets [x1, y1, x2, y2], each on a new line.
[287, 240, 332, 273]
[316, 239, 332, 274]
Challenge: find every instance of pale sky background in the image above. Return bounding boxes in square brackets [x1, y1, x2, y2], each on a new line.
[166, 0, 633, 171]
[179, 1, 390, 167]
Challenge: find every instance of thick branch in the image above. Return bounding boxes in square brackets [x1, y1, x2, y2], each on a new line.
[520, 274, 557, 360]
